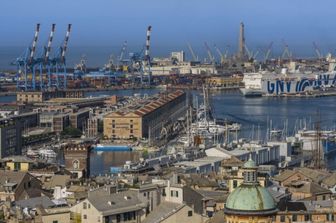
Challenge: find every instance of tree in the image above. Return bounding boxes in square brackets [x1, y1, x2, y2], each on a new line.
[61, 127, 82, 138]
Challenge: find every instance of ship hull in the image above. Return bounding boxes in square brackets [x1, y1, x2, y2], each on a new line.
[243, 72, 336, 96]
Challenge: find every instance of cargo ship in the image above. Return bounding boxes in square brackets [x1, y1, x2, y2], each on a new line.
[240, 69, 336, 96]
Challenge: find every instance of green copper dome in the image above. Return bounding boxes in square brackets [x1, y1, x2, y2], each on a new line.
[224, 156, 277, 216]
[225, 184, 276, 212]
[243, 158, 256, 168]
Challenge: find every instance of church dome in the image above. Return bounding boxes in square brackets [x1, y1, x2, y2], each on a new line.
[225, 184, 277, 215]
[224, 156, 277, 216]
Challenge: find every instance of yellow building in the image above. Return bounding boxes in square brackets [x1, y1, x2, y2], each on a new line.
[104, 90, 187, 144]
[2, 156, 34, 171]
[16, 90, 84, 104]
[224, 156, 277, 223]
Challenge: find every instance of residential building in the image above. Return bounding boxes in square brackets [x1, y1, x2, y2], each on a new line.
[275, 200, 335, 223]
[40, 111, 70, 133]
[2, 156, 34, 171]
[0, 119, 22, 158]
[0, 170, 42, 202]
[16, 90, 84, 104]
[70, 188, 146, 223]
[273, 168, 331, 187]
[69, 109, 90, 131]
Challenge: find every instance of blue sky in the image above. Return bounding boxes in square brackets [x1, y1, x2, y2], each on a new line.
[0, 0, 336, 57]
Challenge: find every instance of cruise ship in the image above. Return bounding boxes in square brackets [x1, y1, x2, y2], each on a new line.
[240, 69, 336, 96]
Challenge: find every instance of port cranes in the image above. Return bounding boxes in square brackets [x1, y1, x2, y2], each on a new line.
[204, 42, 215, 64]
[281, 40, 292, 59]
[187, 42, 198, 62]
[313, 42, 323, 60]
[214, 44, 224, 64]
[13, 24, 71, 91]
[129, 25, 152, 85]
[263, 42, 273, 62]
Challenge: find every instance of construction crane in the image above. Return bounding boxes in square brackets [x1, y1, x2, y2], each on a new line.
[313, 42, 322, 59]
[129, 25, 152, 85]
[224, 45, 230, 59]
[118, 41, 128, 66]
[52, 24, 72, 89]
[14, 24, 71, 91]
[44, 24, 56, 88]
[30, 23, 41, 90]
[281, 40, 292, 59]
[214, 44, 224, 63]
[13, 23, 41, 90]
[204, 42, 215, 64]
[244, 44, 258, 61]
[35, 24, 56, 89]
[264, 42, 273, 62]
[187, 42, 198, 61]
[142, 25, 152, 84]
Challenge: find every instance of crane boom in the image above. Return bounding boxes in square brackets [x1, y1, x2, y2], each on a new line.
[281, 40, 292, 59]
[204, 42, 215, 64]
[29, 23, 40, 64]
[187, 42, 197, 61]
[214, 44, 224, 58]
[144, 25, 152, 61]
[118, 41, 127, 63]
[61, 24, 72, 63]
[244, 44, 253, 60]
[45, 24, 56, 63]
[265, 42, 273, 61]
[313, 42, 322, 59]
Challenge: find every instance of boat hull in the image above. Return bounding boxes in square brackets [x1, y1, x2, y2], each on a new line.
[94, 145, 132, 152]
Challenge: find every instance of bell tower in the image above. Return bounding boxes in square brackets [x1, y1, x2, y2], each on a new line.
[64, 144, 91, 178]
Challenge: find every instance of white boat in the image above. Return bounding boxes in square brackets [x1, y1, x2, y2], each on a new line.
[229, 123, 242, 132]
[27, 148, 39, 158]
[241, 67, 336, 96]
[39, 148, 57, 159]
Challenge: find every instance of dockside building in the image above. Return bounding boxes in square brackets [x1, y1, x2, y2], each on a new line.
[103, 90, 187, 144]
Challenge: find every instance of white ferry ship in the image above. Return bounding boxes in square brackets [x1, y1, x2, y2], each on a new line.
[240, 68, 336, 96]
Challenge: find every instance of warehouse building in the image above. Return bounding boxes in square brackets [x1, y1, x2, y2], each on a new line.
[104, 90, 187, 144]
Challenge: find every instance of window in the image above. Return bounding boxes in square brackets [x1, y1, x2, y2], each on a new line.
[188, 210, 193, 217]
[175, 191, 179, 197]
[143, 192, 146, 197]
[327, 213, 334, 221]
[130, 124, 133, 128]
[130, 129, 133, 134]
[116, 214, 121, 223]
[73, 160, 80, 169]
[280, 215, 285, 222]
[171, 190, 174, 197]
[292, 214, 297, 221]
[88, 203, 91, 209]
[112, 124, 115, 128]
[52, 221, 58, 223]
[83, 202, 87, 209]
[83, 214, 87, 219]
[162, 188, 166, 197]
[304, 214, 311, 221]
[233, 180, 238, 188]
[14, 162, 20, 170]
